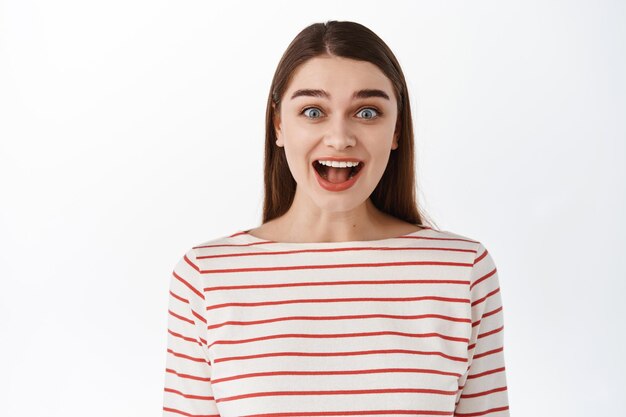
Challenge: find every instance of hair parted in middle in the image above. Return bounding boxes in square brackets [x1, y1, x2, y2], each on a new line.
[263, 20, 431, 229]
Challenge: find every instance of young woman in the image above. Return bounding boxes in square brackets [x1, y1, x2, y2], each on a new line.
[163, 20, 510, 417]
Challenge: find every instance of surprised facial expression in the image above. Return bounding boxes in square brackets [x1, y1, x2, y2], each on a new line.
[274, 55, 400, 213]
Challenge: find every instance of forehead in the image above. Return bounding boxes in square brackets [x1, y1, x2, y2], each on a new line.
[286, 56, 395, 101]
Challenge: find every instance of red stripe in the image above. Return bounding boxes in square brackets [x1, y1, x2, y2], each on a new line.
[168, 329, 202, 346]
[168, 309, 194, 325]
[481, 306, 503, 320]
[200, 260, 473, 274]
[172, 269, 204, 300]
[218, 387, 458, 403]
[467, 366, 506, 379]
[468, 327, 504, 351]
[170, 290, 189, 304]
[165, 367, 211, 382]
[207, 312, 471, 331]
[162, 406, 219, 417]
[470, 268, 497, 291]
[477, 325, 504, 340]
[206, 295, 470, 311]
[453, 405, 509, 416]
[459, 385, 508, 399]
[208, 330, 469, 348]
[473, 248, 487, 265]
[164, 387, 215, 401]
[211, 367, 462, 385]
[191, 309, 207, 324]
[472, 306, 503, 327]
[194, 240, 276, 249]
[204, 278, 470, 292]
[471, 287, 500, 307]
[243, 409, 454, 416]
[198, 246, 476, 259]
[167, 348, 209, 364]
[183, 253, 200, 272]
[473, 346, 504, 360]
[214, 348, 467, 364]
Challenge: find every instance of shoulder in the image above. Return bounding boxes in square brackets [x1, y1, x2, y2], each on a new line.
[192, 232, 240, 249]
[433, 230, 501, 291]
[423, 226, 482, 250]
[422, 227, 495, 270]
[424, 228, 504, 301]
[179, 231, 255, 269]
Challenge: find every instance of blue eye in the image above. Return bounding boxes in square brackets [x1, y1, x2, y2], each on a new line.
[302, 107, 323, 119]
[357, 107, 380, 119]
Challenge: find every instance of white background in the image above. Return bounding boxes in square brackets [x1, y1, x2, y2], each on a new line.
[1, 1, 624, 415]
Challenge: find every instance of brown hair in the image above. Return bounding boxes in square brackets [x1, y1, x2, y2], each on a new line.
[262, 20, 433, 228]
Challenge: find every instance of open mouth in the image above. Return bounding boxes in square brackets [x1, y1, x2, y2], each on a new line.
[313, 160, 364, 183]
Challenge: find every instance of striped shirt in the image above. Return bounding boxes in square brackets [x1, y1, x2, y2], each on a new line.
[162, 226, 510, 416]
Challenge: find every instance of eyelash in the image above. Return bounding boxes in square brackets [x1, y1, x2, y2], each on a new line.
[300, 106, 383, 120]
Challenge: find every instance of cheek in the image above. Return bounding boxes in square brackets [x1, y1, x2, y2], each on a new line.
[369, 157, 390, 179]
[282, 141, 313, 180]
[283, 126, 317, 161]
[368, 144, 394, 176]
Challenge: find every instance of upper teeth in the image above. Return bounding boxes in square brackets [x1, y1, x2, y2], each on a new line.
[317, 160, 360, 168]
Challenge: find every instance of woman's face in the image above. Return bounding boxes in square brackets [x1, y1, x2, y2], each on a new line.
[274, 55, 400, 213]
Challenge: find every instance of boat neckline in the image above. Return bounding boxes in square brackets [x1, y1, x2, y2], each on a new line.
[234, 225, 433, 247]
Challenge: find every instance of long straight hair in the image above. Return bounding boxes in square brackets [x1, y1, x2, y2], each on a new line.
[263, 20, 433, 228]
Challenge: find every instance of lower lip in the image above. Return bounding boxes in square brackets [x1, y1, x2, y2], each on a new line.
[313, 163, 365, 192]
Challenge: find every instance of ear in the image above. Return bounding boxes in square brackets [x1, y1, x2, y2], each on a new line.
[391, 118, 400, 150]
[273, 105, 284, 147]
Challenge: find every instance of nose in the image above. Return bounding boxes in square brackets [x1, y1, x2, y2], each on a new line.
[323, 117, 356, 149]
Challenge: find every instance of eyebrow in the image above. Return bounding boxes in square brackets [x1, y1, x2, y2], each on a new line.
[290, 88, 390, 101]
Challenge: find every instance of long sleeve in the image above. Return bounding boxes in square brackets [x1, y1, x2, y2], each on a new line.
[454, 242, 510, 416]
[162, 247, 221, 417]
